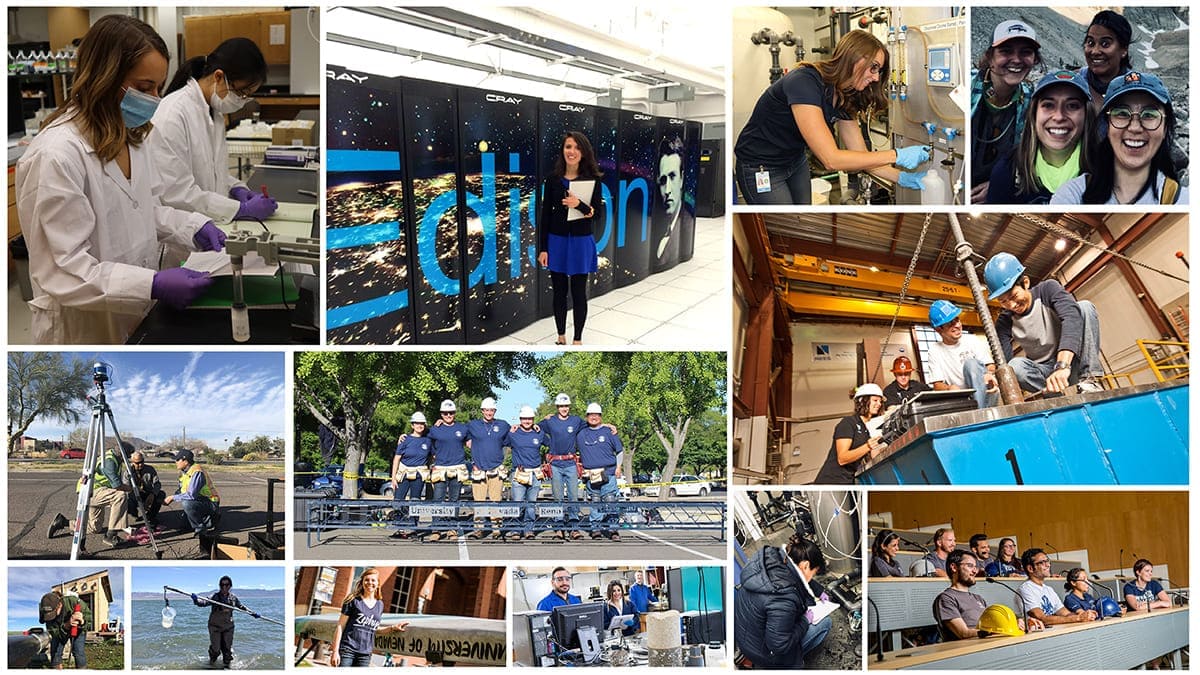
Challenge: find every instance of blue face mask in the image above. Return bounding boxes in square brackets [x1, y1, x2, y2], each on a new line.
[120, 86, 160, 128]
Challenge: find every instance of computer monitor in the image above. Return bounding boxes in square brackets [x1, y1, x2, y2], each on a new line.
[550, 602, 605, 651]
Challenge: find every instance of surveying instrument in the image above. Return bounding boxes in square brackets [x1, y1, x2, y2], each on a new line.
[69, 362, 162, 560]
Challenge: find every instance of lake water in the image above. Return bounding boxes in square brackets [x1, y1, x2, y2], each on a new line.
[131, 592, 285, 670]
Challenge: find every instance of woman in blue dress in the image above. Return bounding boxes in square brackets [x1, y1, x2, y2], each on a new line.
[538, 132, 604, 346]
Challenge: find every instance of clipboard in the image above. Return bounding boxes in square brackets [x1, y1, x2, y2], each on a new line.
[566, 179, 596, 221]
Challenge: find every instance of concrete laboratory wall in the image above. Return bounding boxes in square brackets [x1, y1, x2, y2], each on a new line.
[1055, 215, 1188, 382]
[784, 322, 915, 483]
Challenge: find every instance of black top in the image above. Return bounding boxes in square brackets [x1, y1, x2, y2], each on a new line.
[812, 415, 871, 485]
[538, 173, 605, 253]
[734, 66, 850, 168]
[870, 555, 905, 577]
[971, 102, 1020, 188]
[882, 379, 931, 408]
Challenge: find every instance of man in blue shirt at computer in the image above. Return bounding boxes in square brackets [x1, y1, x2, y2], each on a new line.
[537, 566, 582, 611]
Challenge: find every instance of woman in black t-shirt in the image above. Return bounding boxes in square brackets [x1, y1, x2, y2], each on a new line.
[812, 383, 885, 484]
[734, 30, 931, 205]
[329, 568, 408, 667]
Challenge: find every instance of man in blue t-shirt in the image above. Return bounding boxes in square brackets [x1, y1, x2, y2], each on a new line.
[464, 397, 511, 540]
[576, 402, 625, 541]
[508, 406, 548, 541]
[536, 566, 582, 611]
[628, 570, 658, 613]
[425, 399, 470, 541]
[539, 393, 586, 540]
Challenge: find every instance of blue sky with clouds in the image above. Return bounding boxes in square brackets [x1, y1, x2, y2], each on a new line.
[131, 566, 284, 594]
[8, 567, 124, 632]
[20, 352, 285, 450]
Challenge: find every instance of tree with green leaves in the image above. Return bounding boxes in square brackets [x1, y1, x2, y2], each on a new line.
[294, 352, 535, 498]
[7, 352, 91, 456]
[534, 352, 726, 500]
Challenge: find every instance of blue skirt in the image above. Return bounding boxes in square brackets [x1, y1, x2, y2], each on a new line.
[547, 233, 598, 275]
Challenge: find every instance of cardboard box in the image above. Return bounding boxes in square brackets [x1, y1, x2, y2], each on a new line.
[271, 119, 316, 146]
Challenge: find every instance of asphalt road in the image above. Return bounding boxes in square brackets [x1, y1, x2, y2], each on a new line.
[8, 463, 285, 560]
[295, 493, 728, 562]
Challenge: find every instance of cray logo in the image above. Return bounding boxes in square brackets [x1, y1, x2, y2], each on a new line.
[558, 104, 585, 112]
[634, 113, 653, 121]
[669, 118, 685, 125]
[486, 93, 523, 105]
[326, 70, 367, 84]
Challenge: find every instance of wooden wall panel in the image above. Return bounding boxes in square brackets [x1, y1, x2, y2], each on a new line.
[869, 491, 1188, 585]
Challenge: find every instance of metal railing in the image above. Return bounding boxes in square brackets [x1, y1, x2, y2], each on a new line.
[1137, 339, 1190, 383]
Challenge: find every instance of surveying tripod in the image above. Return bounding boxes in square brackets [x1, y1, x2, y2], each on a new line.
[70, 363, 162, 560]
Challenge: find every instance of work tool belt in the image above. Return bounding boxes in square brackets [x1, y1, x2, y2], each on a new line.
[583, 467, 608, 487]
[513, 467, 534, 486]
[429, 464, 467, 483]
[547, 453, 576, 462]
[397, 463, 426, 482]
[471, 467, 507, 482]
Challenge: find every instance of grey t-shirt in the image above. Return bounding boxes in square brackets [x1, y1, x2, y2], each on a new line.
[1050, 170, 1188, 205]
[934, 587, 988, 638]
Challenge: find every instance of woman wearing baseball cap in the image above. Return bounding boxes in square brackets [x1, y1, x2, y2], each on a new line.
[986, 70, 1094, 204]
[970, 20, 1042, 203]
[1051, 70, 1186, 205]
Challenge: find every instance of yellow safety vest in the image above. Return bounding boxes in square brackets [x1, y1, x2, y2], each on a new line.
[77, 449, 120, 492]
[179, 464, 220, 503]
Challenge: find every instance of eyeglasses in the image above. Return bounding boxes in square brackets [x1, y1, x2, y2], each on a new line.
[220, 582, 232, 587]
[553, 576, 571, 582]
[131, 461, 143, 467]
[1033, 559, 1052, 567]
[869, 61, 884, 75]
[1107, 106, 1165, 130]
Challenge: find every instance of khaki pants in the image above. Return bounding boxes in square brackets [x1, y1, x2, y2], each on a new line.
[88, 486, 130, 533]
[472, 475, 503, 530]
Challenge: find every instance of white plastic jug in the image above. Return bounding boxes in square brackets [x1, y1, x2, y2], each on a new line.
[161, 605, 176, 628]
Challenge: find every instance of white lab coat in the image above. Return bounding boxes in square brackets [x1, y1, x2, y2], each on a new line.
[15, 118, 208, 344]
[149, 78, 244, 224]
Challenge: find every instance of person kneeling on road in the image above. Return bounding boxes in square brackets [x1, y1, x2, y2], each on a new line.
[164, 449, 220, 536]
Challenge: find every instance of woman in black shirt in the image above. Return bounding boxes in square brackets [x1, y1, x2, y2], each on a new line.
[812, 383, 885, 484]
[538, 131, 604, 345]
[870, 529, 905, 577]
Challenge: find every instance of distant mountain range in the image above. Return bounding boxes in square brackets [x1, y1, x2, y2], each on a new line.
[132, 589, 283, 600]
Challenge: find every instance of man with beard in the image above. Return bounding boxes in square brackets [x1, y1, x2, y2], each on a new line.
[536, 566, 582, 611]
[934, 550, 989, 639]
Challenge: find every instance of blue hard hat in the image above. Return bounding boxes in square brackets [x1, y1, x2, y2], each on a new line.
[928, 300, 962, 328]
[1099, 596, 1122, 619]
[984, 252, 1027, 300]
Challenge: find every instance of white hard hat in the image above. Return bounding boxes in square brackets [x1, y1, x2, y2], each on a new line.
[439, 399, 457, 413]
[586, 402, 603, 415]
[554, 393, 571, 406]
[519, 405, 536, 418]
[854, 383, 884, 399]
[480, 397, 497, 410]
[411, 412, 427, 424]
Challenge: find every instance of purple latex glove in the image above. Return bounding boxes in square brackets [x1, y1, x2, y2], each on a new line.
[820, 592, 830, 603]
[192, 221, 226, 252]
[235, 194, 278, 220]
[805, 608, 815, 623]
[151, 268, 213, 309]
[228, 186, 254, 203]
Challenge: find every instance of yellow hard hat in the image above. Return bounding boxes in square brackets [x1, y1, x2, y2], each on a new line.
[977, 604, 1023, 637]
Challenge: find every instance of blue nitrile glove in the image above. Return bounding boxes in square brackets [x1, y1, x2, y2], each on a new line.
[190, 593, 197, 601]
[235, 194, 278, 220]
[893, 145, 930, 169]
[192, 221, 226, 252]
[251, 612, 261, 619]
[228, 186, 254, 203]
[898, 171, 927, 190]
[623, 618, 636, 627]
[152, 268, 213, 309]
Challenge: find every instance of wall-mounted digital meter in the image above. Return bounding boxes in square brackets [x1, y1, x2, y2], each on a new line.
[927, 44, 955, 87]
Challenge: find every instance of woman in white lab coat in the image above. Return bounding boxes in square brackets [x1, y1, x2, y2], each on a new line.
[16, 15, 223, 344]
[151, 37, 277, 223]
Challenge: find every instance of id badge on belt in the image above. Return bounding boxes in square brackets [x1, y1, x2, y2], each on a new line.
[755, 167, 771, 193]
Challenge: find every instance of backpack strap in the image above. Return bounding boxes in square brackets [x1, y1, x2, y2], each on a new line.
[1161, 177, 1179, 204]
